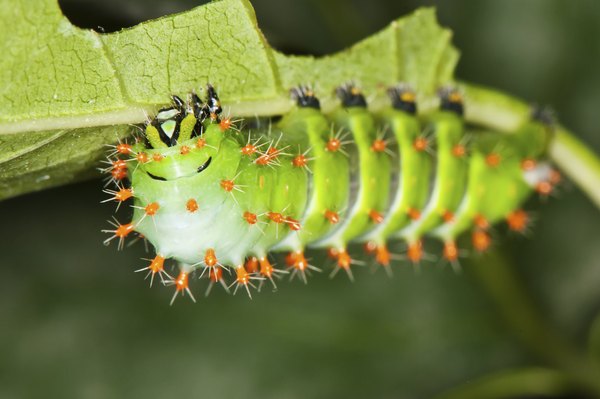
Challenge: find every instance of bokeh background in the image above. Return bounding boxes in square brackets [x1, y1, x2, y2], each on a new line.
[2, 0, 600, 398]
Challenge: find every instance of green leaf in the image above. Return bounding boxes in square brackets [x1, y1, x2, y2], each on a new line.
[0, 0, 457, 199]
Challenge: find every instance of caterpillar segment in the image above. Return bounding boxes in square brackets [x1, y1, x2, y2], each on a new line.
[102, 84, 556, 303]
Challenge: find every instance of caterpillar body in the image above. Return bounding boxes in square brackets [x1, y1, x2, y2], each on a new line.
[103, 83, 557, 303]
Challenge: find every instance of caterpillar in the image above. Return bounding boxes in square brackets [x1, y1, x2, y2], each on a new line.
[102, 81, 559, 304]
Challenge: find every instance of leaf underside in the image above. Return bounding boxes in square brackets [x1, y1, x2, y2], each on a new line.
[0, 0, 458, 200]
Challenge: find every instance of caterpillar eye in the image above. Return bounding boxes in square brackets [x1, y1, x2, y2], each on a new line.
[197, 156, 212, 173]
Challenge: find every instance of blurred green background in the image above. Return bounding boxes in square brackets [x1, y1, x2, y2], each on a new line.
[1, 0, 600, 398]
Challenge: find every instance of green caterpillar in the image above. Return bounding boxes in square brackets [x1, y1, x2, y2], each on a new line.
[103, 82, 557, 304]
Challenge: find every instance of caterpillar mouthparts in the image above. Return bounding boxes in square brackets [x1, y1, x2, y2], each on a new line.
[102, 83, 559, 304]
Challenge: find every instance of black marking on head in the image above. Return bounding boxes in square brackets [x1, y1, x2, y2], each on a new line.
[172, 95, 185, 111]
[387, 85, 417, 115]
[204, 84, 222, 121]
[147, 171, 167, 181]
[336, 83, 367, 108]
[439, 87, 464, 116]
[152, 109, 182, 147]
[291, 86, 320, 109]
[197, 156, 212, 173]
[531, 105, 556, 127]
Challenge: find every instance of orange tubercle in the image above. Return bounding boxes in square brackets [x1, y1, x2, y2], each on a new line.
[442, 210, 454, 223]
[220, 179, 235, 192]
[209, 267, 223, 283]
[413, 137, 428, 152]
[112, 159, 127, 171]
[371, 139, 386, 153]
[452, 144, 466, 158]
[375, 245, 390, 267]
[115, 223, 134, 238]
[174, 271, 189, 292]
[521, 158, 537, 171]
[241, 144, 256, 156]
[473, 214, 490, 230]
[364, 241, 377, 254]
[407, 241, 423, 263]
[186, 199, 199, 213]
[149, 255, 165, 274]
[204, 248, 217, 267]
[180, 145, 190, 155]
[292, 154, 308, 168]
[368, 209, 384, 224]
[259, 257, 274, 277]
[219, 117, 232, 132]
[116, 143, 132, 155]
[324, 209, 340, 224]
[243, 211, 257, 225]
[506, 209, 529, 232]
[407, 207, 421, 221]
[485, 153, 501, 167]
[144, 202, 160, 216]
[285, 217, 301, 231]
[136, 152, 149, 163]
[152, 153, 163, 162]
[255, 154, 270, 165]
[195, 138, 206, 149]
[443, 241, 458, 262]
[288, 251, 308, 271]
[235, 266, 251, 285]
[114, 188, 133, 202]
[326, 138, 341, 152]
[245, 257, 259, 273]
[268, 212, 285, 224]
[536, 181, 553, 196]
[472, 230, 491, 252]
[111, 168, 127, 181]
[336, 249, 352, 270]
[549, 169, 562, 185]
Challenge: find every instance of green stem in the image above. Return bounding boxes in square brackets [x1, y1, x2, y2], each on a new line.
[461, 82, 600, 210]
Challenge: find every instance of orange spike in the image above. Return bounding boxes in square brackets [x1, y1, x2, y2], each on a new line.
[136, 152, 149, 163]
[407, 241, 423, 263]
[413, 137, 428, 152]
[364, 241, 377, 254]
[115, 223, 134, 238]
[550, 169, 562, 185]
[506, 209, 529, 232]
[152, 153, 163, 162]
[195, 138, 206, 149]
[245, 257, 259, 273]
[485, 153, 501, 167]
[209, 267, 223, 283]
[144, 202, 160, 216]
[472, 230, 491, 253]
[205, 248, 217, 267]
[324, 209, 339, 224]
[255, 154, 271, 165]
[473, 214, 490, 230]
[368, 209, 384, 224]
[292, 154, 308, 168]
[235, 266, 251, 285]
[180, 145, 190, 155]
[536, 181, 553, 196]
[219, 117, 232, 132]
[288, 250, 308, 271]
[220, 179, 235, 192]
[186, 199, 199, 213]
[452, 144, 466, 158]
[371, 139, 386, 153]
[243, 211, 257, 225]
[285, 217, 301, 231]
[259, 257, 274, 278]
[443, 241, 458, 262]
[111, 168, 127, 181]
[268, 212, 284, 223]
[336, 249, 352, 270]
[267, 147, 279, 158]
[149, 255, 165, 274]
[521, 158, 537, 171]
[174, 271, 189, 292]
[241, 144, 257, 156]
[112, 159, 127, 171]
[116, 143, 132, 155]
[407, 207, 421, 221]
[114, 188, 133, 202]
[442, 210, 454, 223]
[375, 244, 391, 267]
[326, 138, 341, 152]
